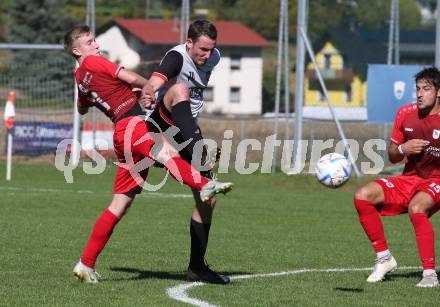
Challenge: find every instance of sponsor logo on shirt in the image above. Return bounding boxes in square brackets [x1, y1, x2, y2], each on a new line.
[189, 87, 204, 100]
[404, 127, 413, 132]
[188, 71, 195, 82]
[425, 146, 440, 157]
[78, 72, 92, 95]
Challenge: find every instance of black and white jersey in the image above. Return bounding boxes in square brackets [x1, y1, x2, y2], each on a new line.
[152, 44, 220, 118]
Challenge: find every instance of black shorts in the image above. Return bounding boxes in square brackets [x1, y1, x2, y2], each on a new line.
[147, 102, 199, 154]
[147, 102, 175, 134]
[147, 102, 214, 179]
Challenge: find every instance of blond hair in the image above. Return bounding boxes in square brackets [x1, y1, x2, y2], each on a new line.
[64, 25, 90, 58]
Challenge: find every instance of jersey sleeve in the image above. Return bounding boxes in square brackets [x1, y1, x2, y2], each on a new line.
[151, 51, 183, 82]
[84, 55, 123, 78]
[390, 107, 406, 145]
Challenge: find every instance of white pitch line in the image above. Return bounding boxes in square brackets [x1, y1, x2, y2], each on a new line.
[0, 186, 191, 198]
[167, 266, 421, 307]
[167, 283, 219, 307]
[0, 186, 95, 194]
[138, 192, 193, 199]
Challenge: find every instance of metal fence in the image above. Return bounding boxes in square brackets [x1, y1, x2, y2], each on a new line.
[0, 50, 396, 174]
[197, 116, 394, 174]
[0, 49, 75, 157]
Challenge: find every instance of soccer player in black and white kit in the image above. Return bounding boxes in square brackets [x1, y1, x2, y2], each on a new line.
[140, 20, 229, 284]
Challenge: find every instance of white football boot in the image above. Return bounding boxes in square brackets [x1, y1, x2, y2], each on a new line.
[367, 254, 397, 283]
[416, 271, 439, 288]
[200, 180, 233, 203]
[73, 261, 100, 283]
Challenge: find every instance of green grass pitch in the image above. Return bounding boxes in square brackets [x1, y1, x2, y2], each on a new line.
[1, 161, 440, 306]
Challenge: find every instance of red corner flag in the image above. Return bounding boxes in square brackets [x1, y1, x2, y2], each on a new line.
[4, 91, 15, 130]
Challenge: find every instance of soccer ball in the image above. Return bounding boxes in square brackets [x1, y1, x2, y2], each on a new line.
[315, 153, 351, 188]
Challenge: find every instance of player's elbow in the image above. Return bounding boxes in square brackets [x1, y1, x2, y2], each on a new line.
[388, 152, 403, 164]
[78, 106, 89, 115]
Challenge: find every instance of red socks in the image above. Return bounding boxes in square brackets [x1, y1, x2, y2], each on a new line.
[354, 199, 388, 253]
[81, 209, 120, 268]
[410, 212, 435, 270]
[164, 156, 208, 190]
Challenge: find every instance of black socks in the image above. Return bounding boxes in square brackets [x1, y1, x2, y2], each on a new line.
[171, 101, 204, 164]
[189, 219, 211, 270]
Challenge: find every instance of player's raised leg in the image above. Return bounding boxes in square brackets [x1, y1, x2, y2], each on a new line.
[162, 83, 206, 164]
[126, 116, 233, 202]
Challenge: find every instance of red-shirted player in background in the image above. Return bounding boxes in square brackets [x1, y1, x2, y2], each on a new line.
[63, 25, 233, 283]
[355, 67, 440, 288]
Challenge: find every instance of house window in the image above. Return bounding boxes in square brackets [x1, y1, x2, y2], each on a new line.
[324, 53, 331, 69]
[230, 87, 241, 103]
[204, 86, 214, 102]
[230, 54, 241, 70]
[345, 84, 353, 103]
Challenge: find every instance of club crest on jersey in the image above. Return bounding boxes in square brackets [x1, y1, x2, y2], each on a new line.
[433, 129, 440, 139]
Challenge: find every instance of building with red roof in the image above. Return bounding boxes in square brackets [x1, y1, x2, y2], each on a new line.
[97, 19, 270, 115]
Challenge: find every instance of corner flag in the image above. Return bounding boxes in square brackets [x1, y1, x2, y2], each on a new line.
[4, 91, 16, 130]
[4, 91, 15, 181]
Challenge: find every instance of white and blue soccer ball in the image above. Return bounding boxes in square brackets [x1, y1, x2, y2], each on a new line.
[315, 153, 351, 188]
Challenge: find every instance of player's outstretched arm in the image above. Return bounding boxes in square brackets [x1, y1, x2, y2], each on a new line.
[139, 75, 166, 109]
[146, 75, 167, 92]
[118, 69, 149, 89]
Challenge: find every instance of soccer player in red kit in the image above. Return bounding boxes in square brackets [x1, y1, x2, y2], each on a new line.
[63, 25, 233, 283]
[354, 67, 440, 287]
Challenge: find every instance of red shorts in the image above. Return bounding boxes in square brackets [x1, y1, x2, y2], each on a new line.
[112, 116, 155, 194]
[375, 175, 440, 216]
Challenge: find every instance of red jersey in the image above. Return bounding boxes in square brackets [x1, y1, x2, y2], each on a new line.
[390, 103, 440, 178]
[75, 55, 137, 122]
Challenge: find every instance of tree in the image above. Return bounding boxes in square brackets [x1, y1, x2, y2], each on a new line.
[0, 0, 11, 41]
[400, 0, 422, 30]
[205, 0, 239, 20]
[9, 0, 78, 99]
[233, 0, 281, 40]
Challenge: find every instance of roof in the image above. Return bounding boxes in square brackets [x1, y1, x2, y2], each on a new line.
[110, 18, 270, 47]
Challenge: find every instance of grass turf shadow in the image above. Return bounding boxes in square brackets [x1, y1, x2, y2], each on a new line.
[109, 266, 251, 282]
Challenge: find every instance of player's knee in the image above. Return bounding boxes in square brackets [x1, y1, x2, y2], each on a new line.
[408, 201, 430, 215]
[158, 144, 178, 162]
[109, 194, 135, 217]
[354, 186, 374, 202]
[170, 83, 189, 103]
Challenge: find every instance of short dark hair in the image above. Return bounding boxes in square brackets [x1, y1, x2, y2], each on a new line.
[415, 66, 440, 90]
[64, 25, 91, 58]
[187, 20, 217, 42]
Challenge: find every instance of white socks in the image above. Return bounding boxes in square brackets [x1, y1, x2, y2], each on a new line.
[377, 250, 391, 259]
[423, 269, 436, 276]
